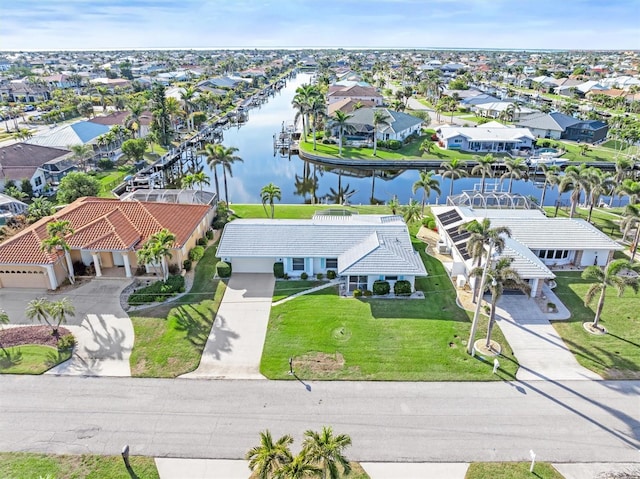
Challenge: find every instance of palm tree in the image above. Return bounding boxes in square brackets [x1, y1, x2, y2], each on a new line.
[202, 143, 221, 201]
[215, 145, 243, 204]
[618, 179, 640, 205]
[27, 197, 55, 221]
[245, 430, 293, 479]
[420, 139, 435, 156]
[559, 164, 592, 218]
[26, 297, 54, 332]
[586, 169, 613, 223]
[620, 204, 640, 262]
[192, 171, 211, 192]
[180, 86, 197, 131]
[41, 220, 75, 285]
[273, 452, 321, 479]
[292, 84, 320, 140]
[471, 154, 496, 194]
[412, 170, 441, 216]
[68, 143, 94, 172]
[538, 164, 561, 207]
[372, 109, 391, 157]
[261, 183, 282, 219]
[500, 158, 528, 194]
[610, 158, 633, 206]
[48, 297, 76, 337]
[440, 158, 468, 200]
[463, 218, 511, 303]
[125, 99, 146, 138]
[402, 199, 422, 224]
[181, 173, 196, 189]
[582, 259, 639, 329]
[302, 426, 352, 479]
[308, 95, 326, 151]
[328, 111, 354, 157]
[472, 256, 531, 348]
[388, 195, 400, 215]
[153, 228, 176, 281]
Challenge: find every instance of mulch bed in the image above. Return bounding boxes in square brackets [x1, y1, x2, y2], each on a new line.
[0, 326, 71, 348]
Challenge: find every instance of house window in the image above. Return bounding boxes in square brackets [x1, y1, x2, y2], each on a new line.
[326, 258, 338, 269]
[34, 177, 42, 187]
[292, 258, 305, 271]
[348, 275, 368, 291]
[385, 275, 398, 281]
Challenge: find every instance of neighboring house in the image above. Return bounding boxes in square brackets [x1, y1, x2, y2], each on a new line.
[0, 81, 50, 102]
[516, 112, 609, 143]
[0, 144, 72, 195]
[431, 204, 622, 297]
[216, 213, 427, 293]
[41, 74, 75, 89]
[0, 197, 215, 289]
[471, 101, 536, 120]
[327, 98, 376, 116]
[89, 110, 153, 138]
[436, 123, 535, 152]
[25, 121, 110, 149]
[343, 108, 424, 141]
[198, 77, 241, 89]
[327, 85, 384, 106]
[0, 193, 28, 225]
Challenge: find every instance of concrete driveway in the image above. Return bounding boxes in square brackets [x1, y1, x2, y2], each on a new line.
[493, 286, 601, 381]
[182, 273, 275, 380]
[0, 278, 134, 377]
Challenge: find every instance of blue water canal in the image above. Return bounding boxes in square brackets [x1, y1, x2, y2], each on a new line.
[201, 73, 613, 207]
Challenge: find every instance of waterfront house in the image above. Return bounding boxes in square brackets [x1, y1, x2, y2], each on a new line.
[216, 213, 427, 293]
[436, 123, 535, 152]
[516, 112, 609, 142]
[327, 85, 384, 106]
[342, 108, 424, 142]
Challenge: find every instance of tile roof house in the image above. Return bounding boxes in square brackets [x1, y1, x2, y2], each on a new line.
[327, 85, 384, 106]
[431, 205, 622, 297]
[216, 214, 427, 293]
[0, 197, 215, 289]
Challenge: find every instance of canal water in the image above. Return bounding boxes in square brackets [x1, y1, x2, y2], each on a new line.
[202, 73, 610, 208]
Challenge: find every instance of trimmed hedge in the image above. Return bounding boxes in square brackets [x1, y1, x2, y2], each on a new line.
[128, 275, 186, 306]
[183, 259, 192, 272]
[300, 272, 308, 280]
[196, 237, 208, 246]
[372, 280, 390, 296]
[326, 270, 336, 280]
[206, 229, 214, 240]
[216, 261, 231, 278]
[394, 280, 412, 296]
[273, 262, 284, 278]
[189, 246, 205, 262]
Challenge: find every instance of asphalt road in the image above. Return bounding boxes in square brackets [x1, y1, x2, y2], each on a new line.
[0, 376, 638, 463]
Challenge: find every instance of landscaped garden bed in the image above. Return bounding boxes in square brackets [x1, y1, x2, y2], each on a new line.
[0, 325, 74, 374]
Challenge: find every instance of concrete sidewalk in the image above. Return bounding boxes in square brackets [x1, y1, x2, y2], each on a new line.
[182, 273, 275, 380]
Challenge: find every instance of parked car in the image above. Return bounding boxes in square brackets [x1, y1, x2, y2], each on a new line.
[23, 105, 36, 112]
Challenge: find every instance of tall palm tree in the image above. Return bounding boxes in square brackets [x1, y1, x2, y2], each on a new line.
[245, 430, 294, 479]
[273, 452, 321, 479]
[152, 228, 176, 281]
[26, 297, 54, 333]
[125, 99, 146, 138]
[471, 154, 495, 194]
[292, 84, 320, 140]
[412, 170, 441, 216]
[41, 220, 75, 285]
[180, 86, 197, 131]
[582, 259, 639, 329]
[472, 256, 531, 348]
[538, 164, 560, 208]
[328, 111, 354, 157]
[49, 297, 76, 338]
[462, 218, 511, 303]
[559, 164, 592, 218]
[308, 95, 326, 151]
[500, 158, 528, 194]
[215, 145, 243, 204]
[165, 96, 183, 131]
[620, 204, 640, 262]
[302, 426, 352, 479]
[372, 109, 391, 157]
[586, 169, 613, 223]
[68, 143, 94, 172]
[261, 183, 282, 219]
[181, 173, 196, 189]
[617, 178, 640, 206]
[610, 158, 633, 206]
[202, 143, 221, 201]
[440, 158, 468, 200]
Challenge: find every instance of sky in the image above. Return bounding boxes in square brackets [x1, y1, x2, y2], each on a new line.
[1, 0, 639, 51]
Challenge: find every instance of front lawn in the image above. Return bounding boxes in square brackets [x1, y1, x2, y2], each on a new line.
[0, 452, 159, 479]
[129, 244, 226, 377]
[230, 204, 393, 220]
[0, 345, 71, 374]
[551, 272, 640, 379]
[465, 462, 563, 479]
[261, 240, 518, 381]
[273, 280, 325, 302]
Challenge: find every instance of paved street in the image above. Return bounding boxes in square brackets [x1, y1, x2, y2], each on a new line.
[0, 376, 637, 463]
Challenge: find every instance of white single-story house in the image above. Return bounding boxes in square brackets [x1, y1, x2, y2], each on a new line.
[436, 123, 535, 152]
[216, 213, 427, 293]
[431, 206, 623, 297]
[471, 101, 536, 120]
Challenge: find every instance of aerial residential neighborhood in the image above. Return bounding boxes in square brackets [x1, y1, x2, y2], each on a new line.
[0, 1, 639, 479]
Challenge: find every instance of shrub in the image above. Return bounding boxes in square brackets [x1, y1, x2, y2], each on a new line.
[135, 265, 146, 276]
[216, 261, 231, 278]
[363, 289, 373, 297]
[300, 272, 308, 280]
[168, 263, 181, 275]
[189, 245, 205, 262]
[421, 215, 436, 229]
[353, 288, 362, 298]
[322, 138, 331, 144]
[542, 140, 551, 147]
[196, 237, 207, 246]
[282, 273, 290, 280]
[57, 334, 76, 352]
[183, 259, 192, 272]
[97, 158, 114, 170]
[387, 139, 402, 150]
[372, 280, 390, 296]
[273, 262, 284, 278]
[205, 229, 214, 240]
[316, 273, 324, 280]
[394, 280, 412, 296]
[128, 275, 185, 305]
[326, 270, 336, 280]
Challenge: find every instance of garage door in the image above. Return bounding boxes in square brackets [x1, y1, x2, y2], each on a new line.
[231, 258, 275, 273]
[0, 271, 49, 289]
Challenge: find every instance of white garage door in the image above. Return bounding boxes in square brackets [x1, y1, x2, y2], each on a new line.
[0, 271, 49, 289]
[231, 257, 275, 273]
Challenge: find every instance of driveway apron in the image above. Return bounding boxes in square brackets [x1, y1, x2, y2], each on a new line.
[182, 273, 275, 379]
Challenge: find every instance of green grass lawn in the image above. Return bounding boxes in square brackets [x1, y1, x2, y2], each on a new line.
[230, 204, 393, 220]
[95, 168, 132, 198]
[0, 345, 71, 374]
[465, 462, 563, 479]
[129, 244, 226, 377]
[551, 272, 640, 379]
[536, 139, 624, 163]
[273, 279, 326, 302]
[260, 233, 518, 381]
[0, 452, 159, 479]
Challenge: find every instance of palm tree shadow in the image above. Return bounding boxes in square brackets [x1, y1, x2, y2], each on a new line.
[173, 305, 212, 348]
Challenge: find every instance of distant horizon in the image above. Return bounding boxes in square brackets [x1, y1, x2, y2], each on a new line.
[3, 0, 639, 52]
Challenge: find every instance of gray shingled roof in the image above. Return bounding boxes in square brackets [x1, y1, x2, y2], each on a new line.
[345, 108, 423, 135]
[216, 215, 427, 277]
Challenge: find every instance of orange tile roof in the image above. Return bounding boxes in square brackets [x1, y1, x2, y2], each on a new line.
[0, 197, 211, 265]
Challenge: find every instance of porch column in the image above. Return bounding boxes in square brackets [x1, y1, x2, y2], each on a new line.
[530, 278, 539, 297]
[122, 252, 132, 278]
[45, 264, 58, 290]
[92, 253, 102, 277]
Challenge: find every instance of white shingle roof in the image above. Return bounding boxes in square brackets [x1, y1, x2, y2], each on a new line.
[500, 237, 555, 280]
[438, 125, 535, 142]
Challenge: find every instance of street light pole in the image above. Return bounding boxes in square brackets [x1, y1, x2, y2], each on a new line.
[467, 239, 494, 355]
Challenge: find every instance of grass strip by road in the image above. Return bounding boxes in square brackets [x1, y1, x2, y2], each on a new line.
[551, 272, 640, 379]
[129, 244, 226, 378]
[0, 345, 71, 375]
[465, 462, 563, 479]
[0, 452, 159, 479]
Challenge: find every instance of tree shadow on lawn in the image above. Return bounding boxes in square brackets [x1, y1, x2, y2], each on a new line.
[172, 304, 213, 349]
